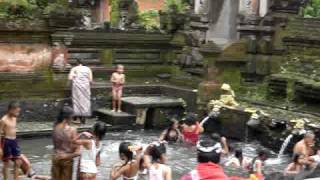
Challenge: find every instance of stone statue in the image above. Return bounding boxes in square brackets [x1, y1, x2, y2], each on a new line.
[194, 0, 209, 15]
[52, 42, 71, 71]
[118, 0, 139, 30]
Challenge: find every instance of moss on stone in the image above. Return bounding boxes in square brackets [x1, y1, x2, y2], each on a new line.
[100, 49, 113, 65]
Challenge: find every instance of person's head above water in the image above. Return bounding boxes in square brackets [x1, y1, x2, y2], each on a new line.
[257, 149, 268, 161]
[116, 64, 124, 74]
[7, 101, 21, 117]
[56, 106, 74, 124]
[148, 142, 167, 163]
[235, 149, 243, 161]
[119, 142, 133, 162]
[196, 139, 222, 164]
[167, 120, 179, 130]
[183, 113, 198, 126]
[93, 122, 107, 140]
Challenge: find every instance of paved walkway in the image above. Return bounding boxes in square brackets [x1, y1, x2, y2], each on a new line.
[17, 119, 97, 137]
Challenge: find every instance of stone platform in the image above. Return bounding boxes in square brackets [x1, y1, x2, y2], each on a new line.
[122, 96, 184, 109]
[94, 108, 136, 126]
[13, 118, 137, 138]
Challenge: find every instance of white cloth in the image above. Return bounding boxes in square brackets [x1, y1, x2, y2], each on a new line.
[80, 140, 97, 174]
[148, 164, 167, 180]
[70, 65, 92, 117]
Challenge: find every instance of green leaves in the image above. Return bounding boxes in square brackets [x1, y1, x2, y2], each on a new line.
[303, 0, 320, 18]
[139, 9, 160, 31]
[163, 0, 188, 14]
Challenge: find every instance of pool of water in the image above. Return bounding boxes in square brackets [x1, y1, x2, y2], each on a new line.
[0, 130, 316, 179]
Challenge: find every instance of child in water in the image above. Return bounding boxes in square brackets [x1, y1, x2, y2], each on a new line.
[159, 120, 183, 143]
[110, 142, 143, 180]
[181, 113, 204, 145]
[249, 150, 268, 180]
[284, 153, 305, 176]
[144, 142, 172, 180]
[110, 65, 125, 113]
[73, 122, 107, 180]
[225, 149, 250, 170]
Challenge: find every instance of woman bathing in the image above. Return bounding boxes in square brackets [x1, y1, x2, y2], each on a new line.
[159, 120, 183, 143]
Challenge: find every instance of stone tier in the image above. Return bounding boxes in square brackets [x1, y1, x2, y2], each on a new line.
[295, 80, 320, 102]
[94, 108, 136, 126]
[283, 17, 320, 47]
[51, 31, 173, 48]
[268, 74, 288, 97]
[113, 49, 162, 64]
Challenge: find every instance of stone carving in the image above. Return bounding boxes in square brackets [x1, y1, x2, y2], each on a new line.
[51, 42, 71, 72]
[0, 44, 51, 72]
[194, 0, 209, 15]
[118, 0, 139, 30]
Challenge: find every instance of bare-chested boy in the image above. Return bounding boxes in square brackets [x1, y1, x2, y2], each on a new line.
[110, 65, 125, 113]
[294, 132, 315, 165]
[0, 102, 22, 180]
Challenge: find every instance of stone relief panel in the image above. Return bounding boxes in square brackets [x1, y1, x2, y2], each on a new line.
[0, 44, 51, 72]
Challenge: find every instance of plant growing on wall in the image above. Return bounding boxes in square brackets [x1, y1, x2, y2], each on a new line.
[139, 9, 160, 31]
[163, 0, 188, 14]
[0, 0, 38, 18]
[110, 0, 120, 27]
[303, 0, 320, 18]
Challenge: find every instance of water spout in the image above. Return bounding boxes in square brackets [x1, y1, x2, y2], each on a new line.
[277, 134, 294, 159]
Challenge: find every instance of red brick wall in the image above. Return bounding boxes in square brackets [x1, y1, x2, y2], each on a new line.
[136, 0, 165, 11]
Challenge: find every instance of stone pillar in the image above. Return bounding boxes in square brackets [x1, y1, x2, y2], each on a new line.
[194, 0, 209, 15]
[136, 108, 148, 125]
[239, 0, 253, 16]
[197, 42, 222, 110]
[259, 0, 269, 17]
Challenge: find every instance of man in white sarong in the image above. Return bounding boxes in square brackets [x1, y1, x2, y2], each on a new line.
[68, 59, 93, 124]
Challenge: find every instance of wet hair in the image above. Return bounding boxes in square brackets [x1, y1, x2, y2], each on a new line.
[197, 139, 221, 164]
[292, 153, 303, 164]
[119, 142, 133, 162]
[257, 149, 268, 159]
[235, 149, 243, 165]
[184, 113, 197, 126]
[164, 120, 179, 142]
[93, 122, 107, 140]
[211, 133, 221, 142]
[75, 58, 83, 65]
[55, 106, 74, 125]
[7, 101, 20, 111]
[304, 131, 315, 139]
[149, 142, 166, 163]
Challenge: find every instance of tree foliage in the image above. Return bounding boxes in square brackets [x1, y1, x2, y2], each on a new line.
[139, 9, 160, 31]
[163, 0, 188, 14]
[303, 0, 320, 18]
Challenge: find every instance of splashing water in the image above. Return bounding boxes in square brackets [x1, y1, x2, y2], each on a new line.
[277, 134, 294, 159]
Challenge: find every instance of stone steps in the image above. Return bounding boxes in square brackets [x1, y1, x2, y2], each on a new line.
[94, 108, 136, 126]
